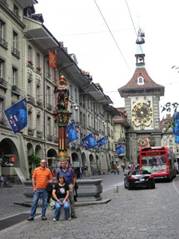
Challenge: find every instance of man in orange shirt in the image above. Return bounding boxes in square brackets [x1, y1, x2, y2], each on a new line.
[27, 159, 53, 221]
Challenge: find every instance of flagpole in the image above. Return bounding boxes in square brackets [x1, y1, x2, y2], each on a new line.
[55, 75, 71, 161]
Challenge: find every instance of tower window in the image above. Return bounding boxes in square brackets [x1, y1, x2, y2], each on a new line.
[137, 76, 144, 85]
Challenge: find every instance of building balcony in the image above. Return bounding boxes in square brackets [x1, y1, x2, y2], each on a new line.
[0, 0, 8, 6]
[70, 142, 81, 150]
[54, 136, 58, 143]
[36, 79, 41, 87]
[27, 60, 34, 70]
[36, 130, 43, 138]
[117, 138, 126, 144]
[27, 95, 35, 105]
[35, 66, 41, 75]
[47, 135, 53, 141]
[27, 73, 33, 82]
[36, 99, 43, 107]
[0, 37, 8, 50]
[0, 117, 6, 125]
[0, 78, 7, 89]
[11, 85, 21, 95]
[45, 73, 51, 79]
[13, 11, 21, 20]
[46, 103, 53, 111]
[28, 128, 35, 136]
[11, 47, 20, 59]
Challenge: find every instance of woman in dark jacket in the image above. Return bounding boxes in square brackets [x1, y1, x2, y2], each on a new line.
[52, 176, 70, 221]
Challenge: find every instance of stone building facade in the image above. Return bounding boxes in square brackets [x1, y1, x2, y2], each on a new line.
[0, 0, 117, 180]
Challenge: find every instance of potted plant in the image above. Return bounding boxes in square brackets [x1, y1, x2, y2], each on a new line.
[28, 154, 41, 175]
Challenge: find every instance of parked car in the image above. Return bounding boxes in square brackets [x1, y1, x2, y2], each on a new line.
[124, 169, 155, 190]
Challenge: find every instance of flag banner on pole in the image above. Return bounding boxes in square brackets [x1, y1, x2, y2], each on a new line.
[97, 136, 108, 147]
[175, 135, 179, 144]
[5, 98, 27, 133]
[66, 121, 78, 142]
[115, 145, 126, 156]
[173, 112, 179, 136]
[48, 50, 57, 68]
[82, 133, 97, 149]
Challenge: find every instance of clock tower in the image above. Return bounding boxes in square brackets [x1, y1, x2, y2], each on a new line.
[118, 29, 165, 163]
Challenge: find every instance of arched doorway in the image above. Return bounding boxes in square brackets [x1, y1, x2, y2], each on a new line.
[27, 143, 34, 176]
[47, 148, 57, 168]
[96, 155, 101, 174]
[81, 152, 87, 168]
[35, 145, 42, 159]
[81, 152, 88, 176]
[71, 152, 80, 178]
[89, 154, 96, 175]
[0, 138, 19, 166]
[107, 153, 112, 171]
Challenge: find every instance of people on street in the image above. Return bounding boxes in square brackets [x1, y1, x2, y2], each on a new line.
[111, 162, 119, 174]
[73, 174, 78, 202]
[121, 163, 125, 172]
[46, 176, 57, 204]
[27, 159, 53, 221]
[56, 160, 77, 218]
[52, 176, 70, 221]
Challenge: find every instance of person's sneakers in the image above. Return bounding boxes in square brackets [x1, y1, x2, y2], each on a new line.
[71, 214, 77, 219]
[27, 217, 34, 221]
[53, 218, 56, 222]
[41, 216, 47, 221]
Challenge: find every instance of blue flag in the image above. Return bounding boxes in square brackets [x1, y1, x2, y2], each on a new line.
[116, 145, 125, 156]
[82, 133, 97, 149]
[175, 135, 179, 144]
[5, 98, 27, 133]
[66, 121, 78, 142]
[97, 136, 108, 147]
[173, 112, 179, 136]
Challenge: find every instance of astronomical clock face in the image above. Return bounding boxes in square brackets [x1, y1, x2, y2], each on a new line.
[132, 100, 153, 128]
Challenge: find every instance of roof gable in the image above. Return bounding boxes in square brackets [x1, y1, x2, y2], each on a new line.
[118, 67, 164, 97]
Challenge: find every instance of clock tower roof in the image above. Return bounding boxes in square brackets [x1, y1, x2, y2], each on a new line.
[118, 29, 164, 98]
[118, 67, 164, 97]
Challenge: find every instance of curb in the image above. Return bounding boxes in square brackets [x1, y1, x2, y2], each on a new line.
[75, 198, 111, 207]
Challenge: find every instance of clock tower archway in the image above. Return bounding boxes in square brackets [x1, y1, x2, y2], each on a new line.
[118, 29, 165, 163]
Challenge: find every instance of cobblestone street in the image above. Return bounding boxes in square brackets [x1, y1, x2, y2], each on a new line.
[1, 175, 179, 238]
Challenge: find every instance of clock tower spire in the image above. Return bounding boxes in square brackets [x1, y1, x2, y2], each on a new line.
[118, 29, 165, 164]
[135, 28, 145, 67]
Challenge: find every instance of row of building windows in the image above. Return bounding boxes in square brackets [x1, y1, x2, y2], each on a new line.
[0, 18, 20, 58]
[0, 58, 18, 85]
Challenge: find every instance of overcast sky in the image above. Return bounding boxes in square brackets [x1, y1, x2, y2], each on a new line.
[35, 0, 179, 116]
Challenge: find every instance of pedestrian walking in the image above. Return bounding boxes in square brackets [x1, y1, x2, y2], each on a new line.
[56, 160, 77, 218]
[121, 163, 125, 172]
[52, 176, 70, 221]
[73, 174, 78, 202]
[27, 159, 53, 221]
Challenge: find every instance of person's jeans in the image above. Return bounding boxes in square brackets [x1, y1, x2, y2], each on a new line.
[30, 189, 48, 218]
[54, 201, 70, 220]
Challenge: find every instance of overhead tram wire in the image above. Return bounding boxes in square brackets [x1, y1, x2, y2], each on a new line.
[124, 0, 137, 35]
[124, 0, 143, 52]
[93, 0, 130, 71]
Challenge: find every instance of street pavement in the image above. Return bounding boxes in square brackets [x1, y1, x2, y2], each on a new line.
[1, 174, 179, 238]
[0, 184, 31, 220]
